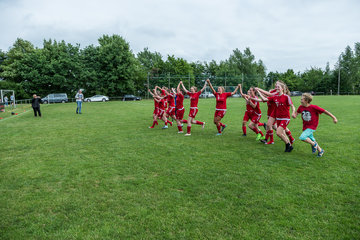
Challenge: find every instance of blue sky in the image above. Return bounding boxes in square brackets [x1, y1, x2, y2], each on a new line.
[1, 0, 359, 72]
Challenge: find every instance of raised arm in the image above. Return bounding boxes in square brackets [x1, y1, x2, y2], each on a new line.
[206, 79, 216, 94]
[177, 82, 181, 93]
[200, 81, 208, 93]
[180, 81, 188, 93]
[255, 87, 274, 97]
[231, 85, 239, 95]
[256, 89, 268, 102]
[324, 110, 338, 123]
[171, 88, 176, 95]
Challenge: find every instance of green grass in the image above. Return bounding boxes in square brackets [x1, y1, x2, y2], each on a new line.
[1, 96, 359, 239]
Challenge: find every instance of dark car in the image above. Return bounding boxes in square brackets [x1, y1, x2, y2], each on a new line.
[290, 91, 302, 96]
[41, 93, 68, 103]
[123, 95, 141, 101]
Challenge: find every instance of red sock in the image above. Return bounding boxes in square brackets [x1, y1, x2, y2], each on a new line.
[217, 125, 221, 133]
[269, 130, 274, 142]
[167, 120, 172, 126]
[178, 126, 182, 131]
[165, 121, 168, 126]
[219, 122, 225, 127]
[151, 121, 157, 127]
[182, 119, 188, 124]
[286, 130, 294, 142]
[251, 127, 259, 134]
[187, 126, 191, 134]
[259, 131, 264, 136]
[258, 122, 264, 126]
[155, 120, 158, 125]
[265, 130, 270, 140]
[195, 120, 203, 125]
[242, 126, 247, 135]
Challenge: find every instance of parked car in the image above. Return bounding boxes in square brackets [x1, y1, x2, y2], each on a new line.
[41, 93, 68, 104]
[232, 94, 242, 98]
[290, 91, 302, 96]
[84, 95, 109, 102]
[123, 95, 141, 101]
[200, 92, 215, 98]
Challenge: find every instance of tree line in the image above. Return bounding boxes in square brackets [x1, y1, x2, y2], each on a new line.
[0, 34, 359, 99]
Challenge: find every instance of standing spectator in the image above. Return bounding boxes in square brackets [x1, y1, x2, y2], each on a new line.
[75, 90, 84, 114]
[31, 94, 42, 117]
[4, 96, 8, 107]
[10, 94, 15, 108]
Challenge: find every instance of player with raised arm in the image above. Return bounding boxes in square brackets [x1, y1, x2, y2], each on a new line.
[292, 93, 337, 157]
[148, 89, 159, 128]
[207, 79, 239, 135]
[173, 82, 187, 133]
[180, 81, 207, 136]
[239, 85, 266, 140]
[253, 83, 296, 152]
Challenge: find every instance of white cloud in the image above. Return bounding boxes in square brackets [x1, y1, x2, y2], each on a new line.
[1, 0, 359, 72]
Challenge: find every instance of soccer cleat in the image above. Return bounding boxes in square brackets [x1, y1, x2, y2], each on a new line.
[265, 141, 274, 145]
[287, 145, 294, 152]
[216, 133, 222, 136]
[185, 133, 191, 136]
[312, 142, 318, 153]
[260, 135, 266, 141]
[256, 133, 261, 141]
[162, 125, 168, 129]
[242, 134, 247, 137]
[260, 139, 267, 144]
[221, 124, 227, 132]
[263, 123, 267, 130]
[178, 131, 184, 134]
[317, 149, 324, 157]
[202, 122, 206, 129]
[290, 138, 295, 145]
[148, 126, 154, 129]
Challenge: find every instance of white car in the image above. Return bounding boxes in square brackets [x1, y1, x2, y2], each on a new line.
[84, 95, 109, 102]
[200, 92, 215, 98]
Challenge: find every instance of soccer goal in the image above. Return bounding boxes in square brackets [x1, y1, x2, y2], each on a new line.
[0, 89, 16, 110]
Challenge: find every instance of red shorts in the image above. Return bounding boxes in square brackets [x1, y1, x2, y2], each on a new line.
[176, 108, 185, 120]
[166, 107, 175, 116]
[276, 119, 290, 129]
[188, 108, 198, 118]
[243, 111, 251, 122]
[158, 109, 165, 118]
[214, 110, 226, 118]
[250, 113, 261, 124]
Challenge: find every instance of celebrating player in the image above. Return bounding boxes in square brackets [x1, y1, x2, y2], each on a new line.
[206, 79, 239, 135]
[239, 85, 266, 140]
[253, 82, 296, 152]
[180, 81, 207, 136]
[292, 93, 337, 157]
[172, 82, 187, 133]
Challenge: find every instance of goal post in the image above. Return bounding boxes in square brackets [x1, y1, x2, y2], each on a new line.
[0, 89, 16, 109]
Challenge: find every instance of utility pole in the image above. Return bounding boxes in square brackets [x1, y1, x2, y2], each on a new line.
[188, 73, 191, 90]
[242, 73, 244, 87]
[337, 58, 341, 95]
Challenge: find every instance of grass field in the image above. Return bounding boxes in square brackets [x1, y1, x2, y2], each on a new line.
[1, 96, 359, 239]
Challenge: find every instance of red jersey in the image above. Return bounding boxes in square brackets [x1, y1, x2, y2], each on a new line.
[267, 89, 278, 116]
[158, 98, 167, 110]
[214, 92, 232, 109]
[187, 91, 201, 107]
[154, 98, 159, 108]
[297, 105, 325, 130]
[176, 93, 184, 109]
[166, 93, 175, 107]
[268, 94, 292, 119]
[252, 96, 261, 115]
